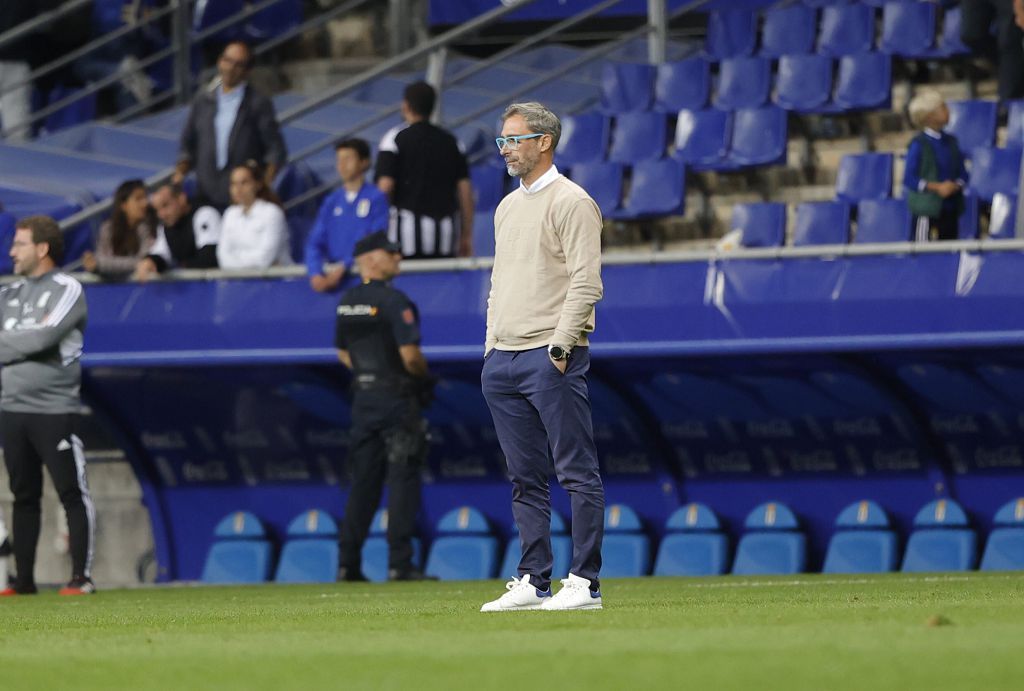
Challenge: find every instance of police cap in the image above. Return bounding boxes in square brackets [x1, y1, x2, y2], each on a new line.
[354, 230, 402, 257]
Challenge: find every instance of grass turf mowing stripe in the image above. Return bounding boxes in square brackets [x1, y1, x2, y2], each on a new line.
[1, 572, 1022, 690]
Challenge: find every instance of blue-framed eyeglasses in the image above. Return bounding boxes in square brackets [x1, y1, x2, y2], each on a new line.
[495, 133, 544, 151]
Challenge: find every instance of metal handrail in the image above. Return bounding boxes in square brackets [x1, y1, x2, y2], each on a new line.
[0, 0, 92, 52]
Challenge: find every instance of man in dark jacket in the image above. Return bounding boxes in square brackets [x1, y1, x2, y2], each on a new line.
[173, 41, 287, 210]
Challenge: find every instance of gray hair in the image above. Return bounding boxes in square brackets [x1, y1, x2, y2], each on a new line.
[502, 102, 562, 150]
[908, 89, 945, 129]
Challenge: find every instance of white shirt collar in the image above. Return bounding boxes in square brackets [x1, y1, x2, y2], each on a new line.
[519, 164, 560, 195]
[924, 128, 942, 139]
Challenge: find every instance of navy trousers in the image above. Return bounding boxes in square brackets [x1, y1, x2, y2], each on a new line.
[481, 346, 604, 592]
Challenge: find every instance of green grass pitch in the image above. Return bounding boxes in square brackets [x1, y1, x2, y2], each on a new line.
[2, 572, 1023, 690]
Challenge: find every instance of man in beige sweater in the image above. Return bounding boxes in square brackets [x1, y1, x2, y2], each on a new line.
[479, 102, 605, 612]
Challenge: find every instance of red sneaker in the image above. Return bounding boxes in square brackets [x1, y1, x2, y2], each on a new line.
[58, 577, 96, 596]
[0, 587, 17, 597]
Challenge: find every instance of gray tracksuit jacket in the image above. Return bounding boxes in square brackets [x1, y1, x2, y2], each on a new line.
[0, 271, 87, 414]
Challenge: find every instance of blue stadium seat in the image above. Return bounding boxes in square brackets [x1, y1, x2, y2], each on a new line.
[930, 5, 970, 57]
[361, 509, 423, 583]
[760, 5, 817, 58]
[425, 506, 499, 580]
[989, 193, 1018, 240]
[835, 152, 893, 203]
[201, 511, 273, 584]
[613, 159, 685, 218]
[470, 163, 506, 211]
[653, 503, 729, 576]
[275, 509, 339, 583]
[946, 100, 998, 156]
[672, 108, 732, 170]
[705, 10, 757, 59]
[968, 147, 1022, 202]
[902, 499, 977, 572]
[855, 199, 911, 243]
[774, 54, 834, 113]
[569, 162, 624, 217]
[0, 212, 15, 274]
[732, 502, 807, 575]
[730, 202, 786, 247]
[556, 112, 610, 167]
[792, 201, 851, 246]
[959, 193, 979, 239]
[600, 62, 656, 113]
[834, 53, 893, 110]
[981, 498, 1024, 571]
[608, 112, 667, 163]
[499, 511, 572, 580]
[602, 504, 651, 577]
[727, 106, 788, 167]
[714, 57, 771, 110]
[879, 2, 936, 57]
[473, 214, 495, 257]
[1007, 101, 1024, 147]
[823, 500, 899, 574]
[802, 0, 846, 7]
[654, 58, 710, 112]
[818, 5, 875, 57]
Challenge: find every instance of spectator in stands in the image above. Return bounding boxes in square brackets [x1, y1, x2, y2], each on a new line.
[962, 0, 1024, 101]
[305, 138, 389, 292]
[0, 1, 41, 141]
[174, 40, 287, 210]
[82, 179, 156, 279]
[134, 182, 221, 281]
[217, 161, 292, 269]
[904, 90, 969, 242]
[480, 102, 605, 612]
[375, 81, 474, 258]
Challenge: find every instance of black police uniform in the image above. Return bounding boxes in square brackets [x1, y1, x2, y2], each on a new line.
[335, 276, 428, 579]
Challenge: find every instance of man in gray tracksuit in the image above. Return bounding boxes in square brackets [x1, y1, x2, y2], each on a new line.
[0, 215, 94, 596]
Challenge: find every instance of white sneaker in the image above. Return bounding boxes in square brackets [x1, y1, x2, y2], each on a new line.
[480, 575, 551, 612]
[541, 573, 603, 611]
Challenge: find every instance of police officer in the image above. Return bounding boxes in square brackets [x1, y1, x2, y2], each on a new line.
[335, 230, 436, 581]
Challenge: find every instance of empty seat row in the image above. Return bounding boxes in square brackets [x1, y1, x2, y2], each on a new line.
[604, 52, 892, 114]
[703, 4, 966, 62]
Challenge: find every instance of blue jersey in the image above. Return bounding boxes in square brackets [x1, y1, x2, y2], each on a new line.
[304, 182, 389, 276]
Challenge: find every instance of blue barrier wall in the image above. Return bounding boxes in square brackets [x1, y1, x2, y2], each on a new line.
[79, 253, 1024, 580]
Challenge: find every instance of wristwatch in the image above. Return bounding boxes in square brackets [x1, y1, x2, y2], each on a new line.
[548, 344, 571, 361]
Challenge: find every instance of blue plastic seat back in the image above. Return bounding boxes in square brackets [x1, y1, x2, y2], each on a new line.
[959, 193, 979, 239]
[823, 531, 898, 573]
[601, 62, 656, 113]
[705, 10, 757, 59]
[362, 537, 422, 583]
[902, 529, 977, 572]
[665, 503, 722, 532]
[793, 201, 850, 246]
[609, 112, 667, 164]
[1005, 101, 1024, 147]
[914, 499, 970, 527]
[603, 533, 652, 577]
[980, 498, 1024, 570]
[968, 147, 1022, 202]
[654, 533, 729, 576]
[834, 53, 892, 109]
[202, 541, 273, 584]
[732, 533, 807, 575]
[605, 503, 643, 532]
[775, 54, 834, 112]
[556, 112, 610, 167]
[855, 199, 910, 243]
[673, 108, 731, 168]
[436, 506, 492, 534]
[992, 497, 1024, 526]
[0, 212, 15, 274]
[213, 511, 267, 539]
[947, 100, 998, 153]
[285, 508, 338, 538]
[499, 534, 572, 581]
[744, 502, 800, 530]
[934, 5, 969, 56]
[727, 106, 788, 167]
[989, 193, 1018, 240]
[425, 535, 499, 580]
[470, 163, 507, 211]
[617, 159, 685, 217]
[879, 2, 936, 57]
[654, 58, 710, 112]
[715, 57, 771, 110]
[818, 5, 875, 56]
[835, 500, 891, 528]
[731, 202, 786, 248]
[473, 214, 495, 257]
[761, 5, 816, 57]
[569, 162, 624, 217]
[836, 152, 893, 203]
[275, 539, 338, 583]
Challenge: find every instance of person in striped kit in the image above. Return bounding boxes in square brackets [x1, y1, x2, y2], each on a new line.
[0, 216, 95, 596]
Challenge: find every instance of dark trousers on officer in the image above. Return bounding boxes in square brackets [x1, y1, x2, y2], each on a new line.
[481, 346, 605, 592]
[1, 412, 95, 589]
[339, 392, 425, 575]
